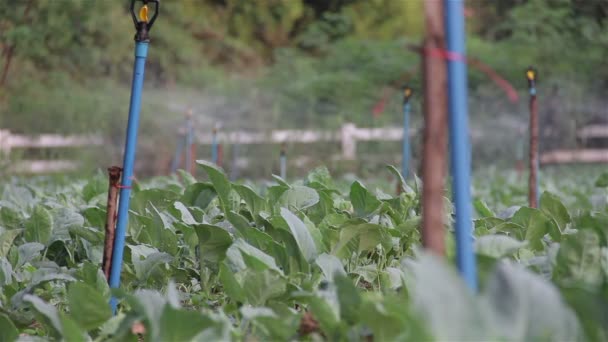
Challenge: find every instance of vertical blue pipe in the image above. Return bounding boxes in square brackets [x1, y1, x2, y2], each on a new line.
[109, 41, 149, 312]
[211, 129, 218, 164]
[170, 136, 185, 173]
[444, 0, 477, 291]
[185, 116, 193, 173]
[401, 102, 411, 179]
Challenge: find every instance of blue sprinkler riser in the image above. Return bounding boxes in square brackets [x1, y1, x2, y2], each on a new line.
[402, 102, 411, 179]
[170, 137, 185, 173]
[280, 155, 287, 180]
[185, 118, 193, 172]
[444, 0, 477, 292]
[212, 134, 218, 164]
[109, 41, 149, 313]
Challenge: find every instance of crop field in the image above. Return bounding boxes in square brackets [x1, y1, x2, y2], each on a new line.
[0, 163, 606, 341]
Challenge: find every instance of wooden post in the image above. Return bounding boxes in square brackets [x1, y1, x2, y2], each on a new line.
[421, 0, 447, 255]
[527, 67, 539, 208]
[102, 166, 122, 281]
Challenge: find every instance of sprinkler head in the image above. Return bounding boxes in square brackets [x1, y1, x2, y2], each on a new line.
[402, 85, 413, 104]
[525, 66, 537, 88]
[130, 0, 159, 41]
[139, 4, 149, 23]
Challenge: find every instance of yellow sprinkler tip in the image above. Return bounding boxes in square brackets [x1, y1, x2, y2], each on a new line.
[139, 4, 149, 23]
[526, 69, 536, 81]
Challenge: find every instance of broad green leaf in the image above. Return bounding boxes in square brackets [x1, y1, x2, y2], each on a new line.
[315, 253, 346, 280]
[180, 182, 217, 209]
[280, 208, 318, 262]
[17, 242, 45, 267]
[131, 188, 180, 213]
[540, 192, 570, 233]
[0, 314, 18, 342]
[241, 305, 299, 341]
[475, 235, 527, 258]
[560, 287, 608, 341]
[511, 207, 553, 251]
[277, 185, 319, 210]
[0, 229, 21, 257]
[335, 274, 361, 323]
[177, 169, 197, 186]
[129, 245, 174, 282]
[386, 164, 406, 189]
[267, 185, 289, 207]
[594, 172, 608, 187]
[159, 304, 211, 342]
[82, 207, 105, 230]
[307, 166, 336, 190]
[68, 282, 112, 331]
[226, 239, 281, 273]
[74, 261, 110, 299]
[234, 184, 265, 218]
[24, 206, 52, 245]
[193, 224, 233, 271]
[226, 211, 272, 249]
[0, 207, 21, 230]
[473, 199, 495, 218]
[553, 230, 603, 289]
[139, 206, 178, 255]
[82, 175, 107, 202]
[123, 289, 167, 340]
[573, 211, 608, 246]
[350, 181, 381, 217]
[304, 295, 342, 339]
[331, 222, 392, 259]
[483, 261, 582, 341]
[171, 201, 197, 225]
[405, 252, 488, 340]
[0, 257, 12, 286]
[59, 313, 87, 342]
[68, 226, 104, 244]
[52, 208, 84, 243]
[24, 294, 63, 337]
[197, 160, 232, 213]
[219, 263, 246, 303]
[271, 174, 290, 187]
[360, 293, 431, 341]
[241, 269, 287, 306]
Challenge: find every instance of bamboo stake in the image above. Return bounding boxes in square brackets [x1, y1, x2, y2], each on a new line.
[421, 0, 447, 255]
[102, 166, 122, 281]
[527, 67, 539, 208]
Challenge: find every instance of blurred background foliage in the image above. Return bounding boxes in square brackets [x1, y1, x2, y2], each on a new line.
[0, 0, 607, 176]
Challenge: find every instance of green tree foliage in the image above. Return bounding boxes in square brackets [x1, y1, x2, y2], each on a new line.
[0, 0, 606, 138]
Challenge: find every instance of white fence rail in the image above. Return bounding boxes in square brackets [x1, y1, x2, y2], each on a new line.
[8, 121, 598, 173]
[197, 123, 416, 160]
[0, 129, 103, 173]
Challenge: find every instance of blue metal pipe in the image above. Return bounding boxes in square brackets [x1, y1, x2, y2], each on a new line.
[444, 0, 477, 291]
[109, 41, 149, 312]
[280, 154, 287, 179]
[401, 102, 411, 179]
[212, 129, 218, 164]
[170, 135, 185, 173]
